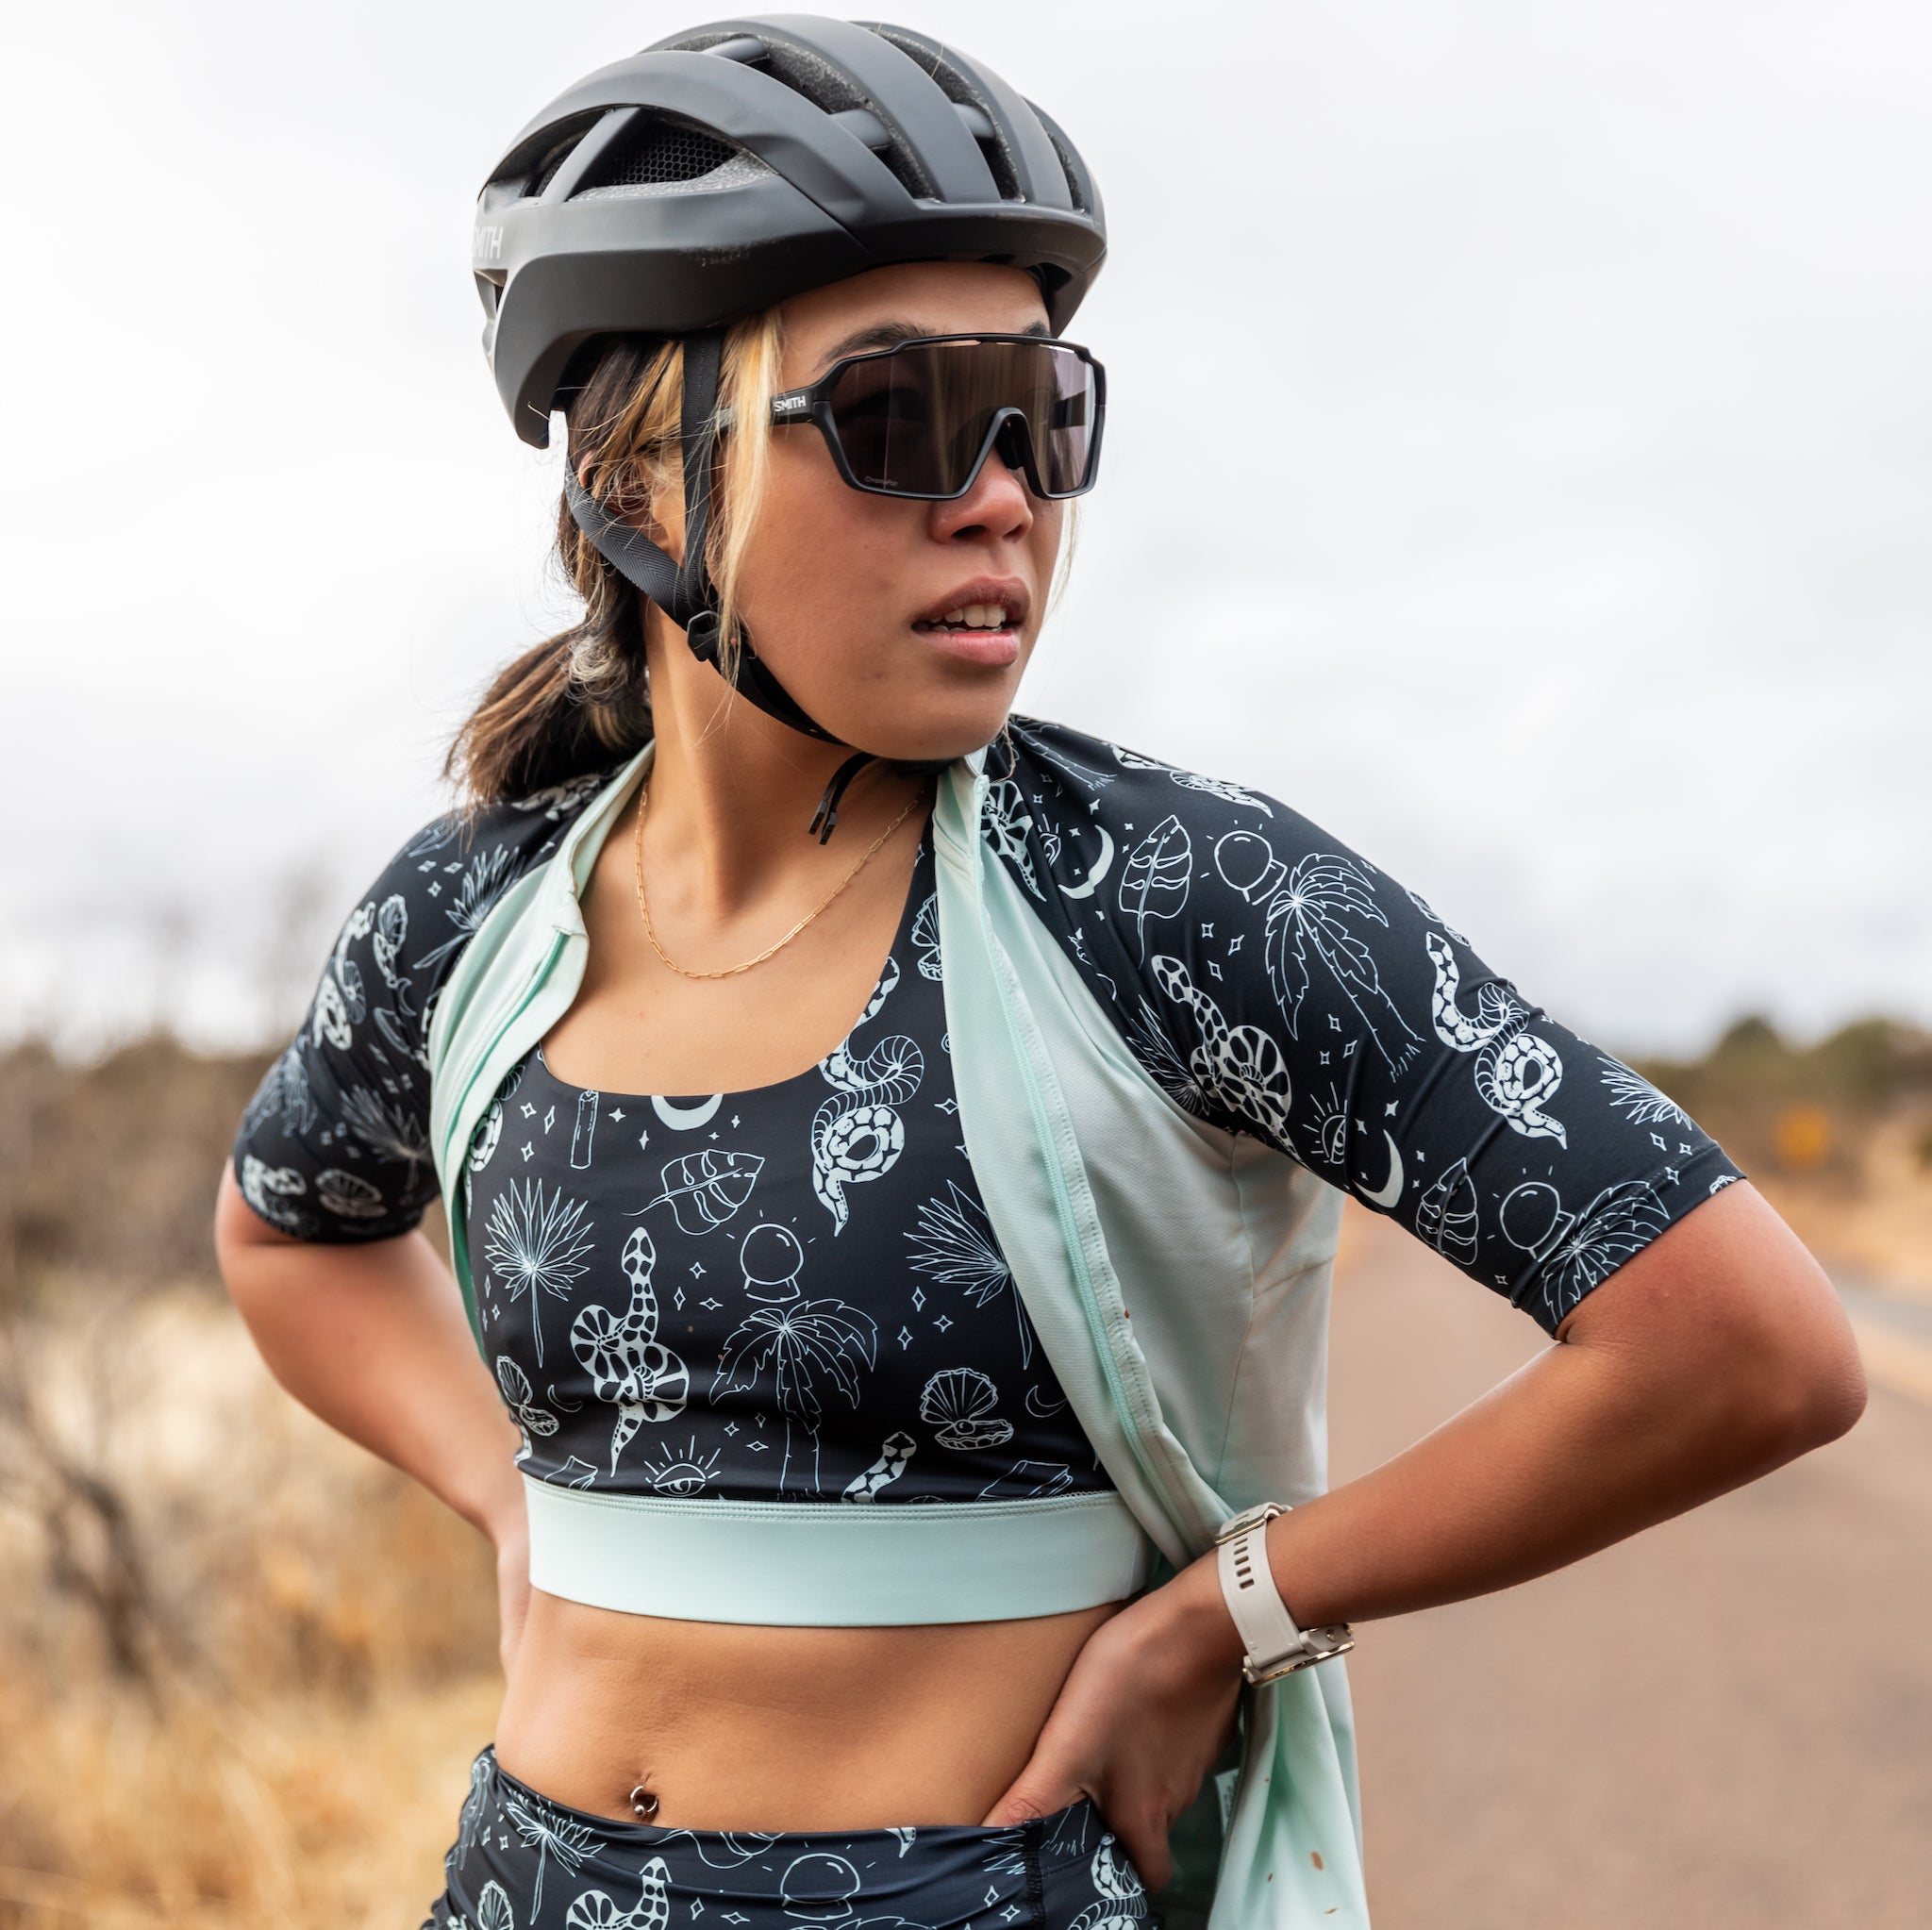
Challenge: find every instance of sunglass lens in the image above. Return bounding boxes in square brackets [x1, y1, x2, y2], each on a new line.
[824, 341, 1099, 498]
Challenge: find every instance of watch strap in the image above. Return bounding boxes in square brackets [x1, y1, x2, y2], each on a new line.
[1213, 1503, 1356, 1685]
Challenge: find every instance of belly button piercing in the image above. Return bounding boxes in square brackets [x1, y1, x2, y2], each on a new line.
[630, 1782, 659, 1822]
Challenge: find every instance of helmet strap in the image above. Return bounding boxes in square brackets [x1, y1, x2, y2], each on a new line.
[562, 328, 960, 841]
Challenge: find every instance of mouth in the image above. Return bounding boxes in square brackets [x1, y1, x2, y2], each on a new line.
[910, 601, 1021, 636]
[909, 581, 1029, 664]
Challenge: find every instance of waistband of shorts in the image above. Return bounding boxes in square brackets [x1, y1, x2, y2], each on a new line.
[522, 1473, 1154, 1624]
[476, 1742, 1104, 1858]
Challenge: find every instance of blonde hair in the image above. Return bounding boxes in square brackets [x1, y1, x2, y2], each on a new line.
[445, 308, 786, 807]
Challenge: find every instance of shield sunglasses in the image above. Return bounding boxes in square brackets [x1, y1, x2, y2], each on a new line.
[762, 333, 1107, 501]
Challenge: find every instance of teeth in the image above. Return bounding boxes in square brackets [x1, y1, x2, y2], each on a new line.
[921, 603, 1013, 630]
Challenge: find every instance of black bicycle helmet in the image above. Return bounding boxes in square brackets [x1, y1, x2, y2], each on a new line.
[470, 16, 1108, 839]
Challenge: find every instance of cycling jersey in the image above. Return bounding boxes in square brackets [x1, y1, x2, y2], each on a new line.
[233, 710, 1743, 1494]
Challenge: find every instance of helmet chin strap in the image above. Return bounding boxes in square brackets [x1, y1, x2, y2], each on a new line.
[561, 329, 962, 844]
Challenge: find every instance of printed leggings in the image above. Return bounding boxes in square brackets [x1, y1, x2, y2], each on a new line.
[425, 1744, 1161, 1930]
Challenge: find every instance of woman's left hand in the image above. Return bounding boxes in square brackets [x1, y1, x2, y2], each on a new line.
[978, 1555, 1244, 1893]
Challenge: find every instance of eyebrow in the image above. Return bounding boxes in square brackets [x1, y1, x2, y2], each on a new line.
[811, 317, 1052, 375]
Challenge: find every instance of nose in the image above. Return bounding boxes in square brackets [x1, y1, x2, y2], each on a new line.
[928, 418, 1035, 547]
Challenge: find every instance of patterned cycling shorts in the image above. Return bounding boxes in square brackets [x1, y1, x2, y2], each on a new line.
[424, 1744, 1161, 1930]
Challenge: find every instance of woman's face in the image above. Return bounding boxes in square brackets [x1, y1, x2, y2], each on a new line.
[686, 260, 1067, 760]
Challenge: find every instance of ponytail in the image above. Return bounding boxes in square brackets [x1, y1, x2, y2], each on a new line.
[445, 309, 785, 810]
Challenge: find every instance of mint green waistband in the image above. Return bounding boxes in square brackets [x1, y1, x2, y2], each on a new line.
[523, 1475, 1154, 1625]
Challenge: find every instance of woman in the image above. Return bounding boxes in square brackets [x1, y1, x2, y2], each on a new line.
[215, 17, 1867, 1929]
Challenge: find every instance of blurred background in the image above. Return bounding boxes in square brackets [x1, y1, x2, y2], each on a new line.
[1, 1, 1927, 1923]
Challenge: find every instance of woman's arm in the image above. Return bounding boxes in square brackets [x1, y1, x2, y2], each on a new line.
[213, 1164, 532, 1672]
[984, 1180, 1867, 1881]
[1170, 1177, 1864, 1643]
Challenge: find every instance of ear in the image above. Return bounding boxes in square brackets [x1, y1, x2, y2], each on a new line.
[576, 458, 687, 567]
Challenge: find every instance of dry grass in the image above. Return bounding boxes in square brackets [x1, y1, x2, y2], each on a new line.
[0, 1288, 501, 1927]
[0, 1021, 1927, 1922]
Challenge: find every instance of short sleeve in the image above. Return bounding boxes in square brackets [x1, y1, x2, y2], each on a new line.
[999, 719, 1747, 1337]
[230, 772, 610, 1241]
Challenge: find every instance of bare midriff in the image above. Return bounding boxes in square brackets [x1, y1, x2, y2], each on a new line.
[492, 1589, 1125, 1830]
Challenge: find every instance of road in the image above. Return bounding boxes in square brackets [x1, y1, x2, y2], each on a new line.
[1326, 1206, 1932, 1930]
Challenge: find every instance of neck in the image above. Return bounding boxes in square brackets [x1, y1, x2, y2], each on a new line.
[638, 611, 935, 913]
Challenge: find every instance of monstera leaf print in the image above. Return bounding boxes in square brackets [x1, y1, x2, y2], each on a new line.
[1262, 852, 1424, 1076]
[642, 1149, 765, 1234]
[1116, 815, 1192, 962]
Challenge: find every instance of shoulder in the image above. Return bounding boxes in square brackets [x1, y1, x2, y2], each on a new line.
[230, 764, 622, 1242]
[991, 710, 1444, 1128]
[360, 767, 619, 1031]
[994, 710, 1395, 985]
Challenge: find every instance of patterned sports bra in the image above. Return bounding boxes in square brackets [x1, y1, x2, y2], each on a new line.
[232, 712, 1743, 1571]
[461, 820, 1113, 1506]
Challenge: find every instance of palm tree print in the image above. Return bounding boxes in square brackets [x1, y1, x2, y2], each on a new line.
[906, 1182, 1031, 1371]
[502, 1792, 599, 1920]
[484, 1178, 594, 1368]
[1260, 850, 1424, 1076]
[1596, 1055, 1688, 1127]
[417, 845, 520, 969]
[712, 1298, 877, 1495]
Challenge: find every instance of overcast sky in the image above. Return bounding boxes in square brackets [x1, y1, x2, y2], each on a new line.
[3, 0, 1926, 1058]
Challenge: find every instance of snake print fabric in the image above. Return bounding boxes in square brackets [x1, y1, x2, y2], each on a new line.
[232, 709, 1745, 1500]
[425, 1744, 1161, 1930]
[460, 822, 1109, 1504]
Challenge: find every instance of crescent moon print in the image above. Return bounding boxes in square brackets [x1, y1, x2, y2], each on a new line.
[1151, 954, 1295, 1146]
[1025, 1384, 1069, 1418]
[1054, 821, 1115, 899]
[1258, 847, 1424, 1077]
[1357, 1130, 1405, 1208]
[1426, 933, 1567, 1144]
[651, 1091, 723, 1131]
[813, 956, 923, 1233]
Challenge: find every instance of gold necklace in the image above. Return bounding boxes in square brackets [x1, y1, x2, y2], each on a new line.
[633, 773, 926, 979]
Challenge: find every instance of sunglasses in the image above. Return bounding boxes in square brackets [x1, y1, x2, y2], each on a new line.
[763, 333, 1106, 502]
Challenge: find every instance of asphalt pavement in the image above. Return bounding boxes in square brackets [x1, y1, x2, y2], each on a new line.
[1326, 1206, 1932, 1930]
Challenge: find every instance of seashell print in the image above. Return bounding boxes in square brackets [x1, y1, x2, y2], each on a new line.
[919, 1367, 1014, 1451]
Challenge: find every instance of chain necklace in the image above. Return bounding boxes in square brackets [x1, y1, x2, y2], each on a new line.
[633, 772, 927, 979]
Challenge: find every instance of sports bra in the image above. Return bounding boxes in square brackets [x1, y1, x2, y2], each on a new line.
[461, 821, 1116, 1510]
[231, 711, 1744, 1622]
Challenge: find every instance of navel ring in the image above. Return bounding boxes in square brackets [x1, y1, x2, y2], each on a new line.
[630, 1782, 659, 1822]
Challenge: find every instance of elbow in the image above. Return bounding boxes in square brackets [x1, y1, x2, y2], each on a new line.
[1727, 1319, 1869, 1464]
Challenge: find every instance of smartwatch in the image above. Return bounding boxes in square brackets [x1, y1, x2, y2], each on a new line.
[1212, 1502, 1355, 1686]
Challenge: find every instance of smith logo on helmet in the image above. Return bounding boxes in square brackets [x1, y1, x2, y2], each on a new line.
[472, 225, 505, 263]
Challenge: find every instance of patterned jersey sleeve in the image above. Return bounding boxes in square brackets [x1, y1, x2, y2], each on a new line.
[230, 772, 613, 1242]
[998, 716, 1747, 1337]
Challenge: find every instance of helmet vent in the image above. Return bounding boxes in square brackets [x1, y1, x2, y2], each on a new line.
[490, 110, 606, 198]
[583, 114, 739, 190]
